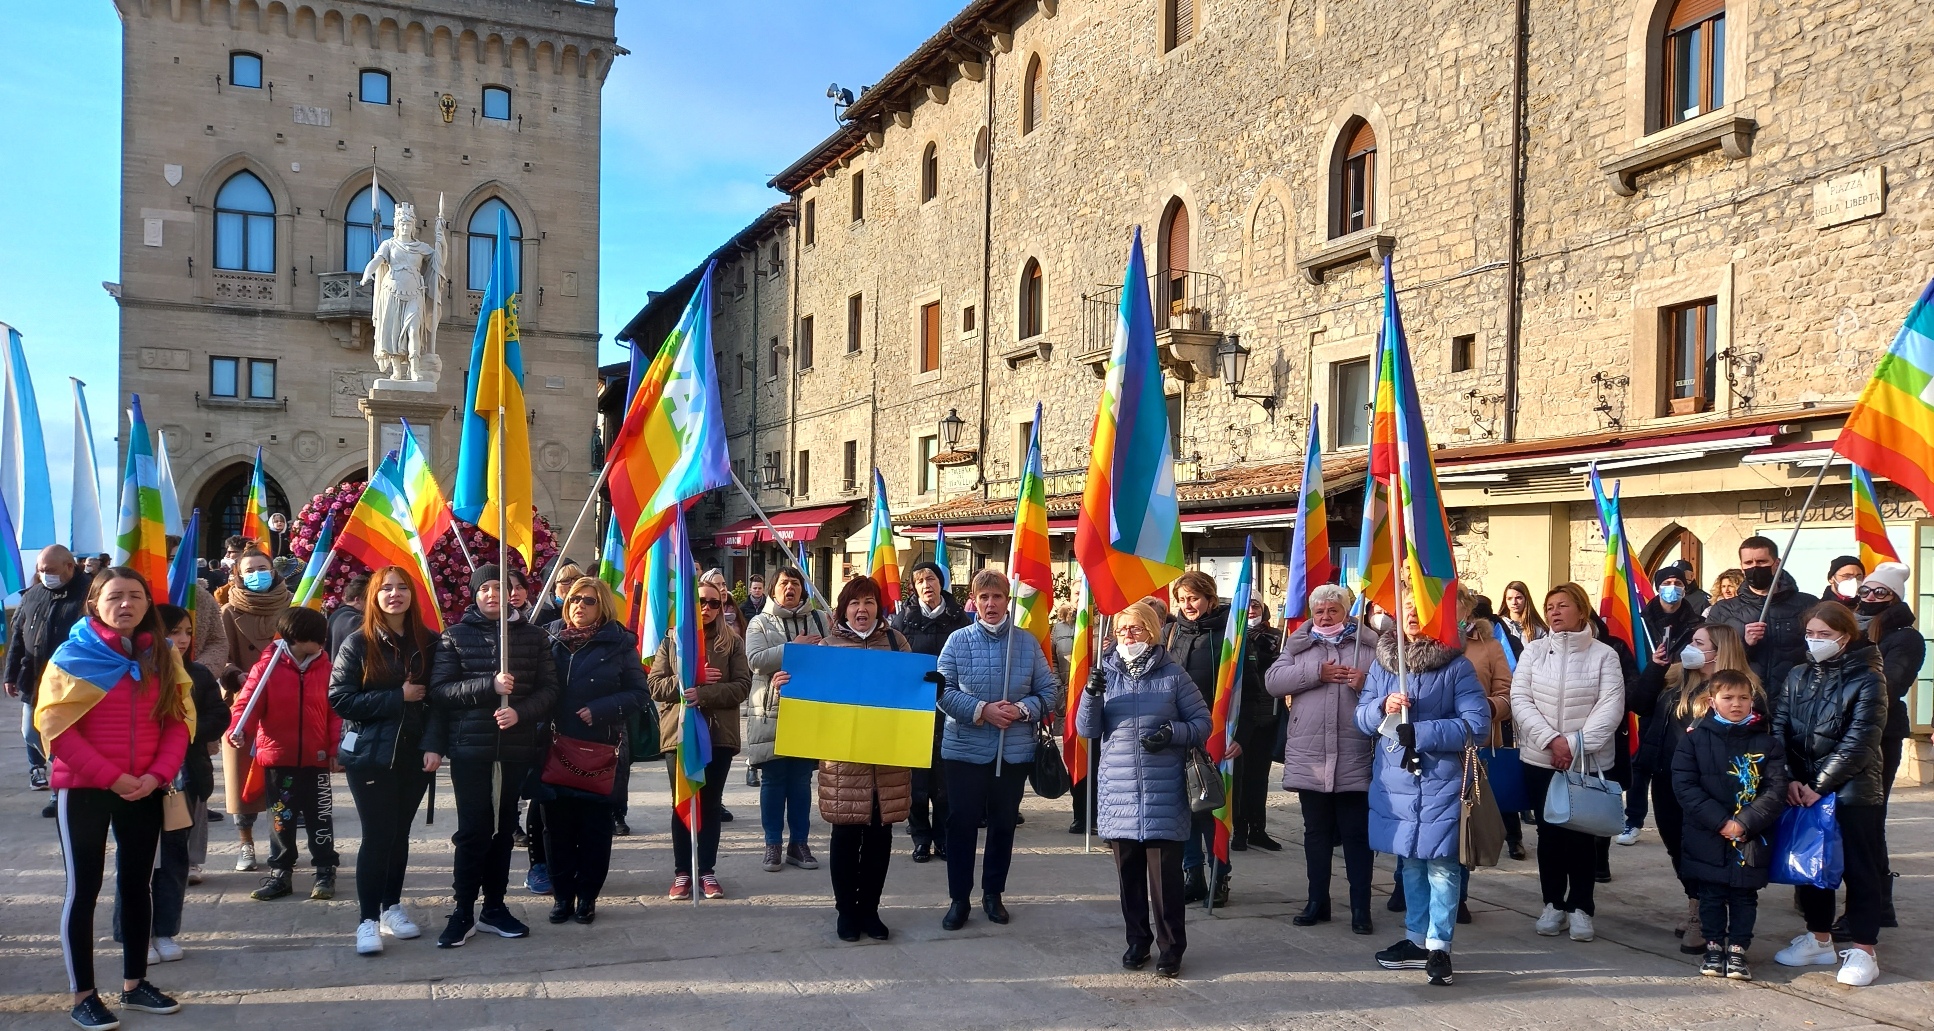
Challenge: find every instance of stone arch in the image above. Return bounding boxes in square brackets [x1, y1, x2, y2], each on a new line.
[293, 4, 317, 40]
[1624, 0, 1751, 139]
[264, 0, 290, 35]
[376, 17, 401, 51]
[1315, 95, 1393, 237]
[433, 25, 454, 60]
[236, 0, 261, 32]
[195, 152, 293, 215]
[404, 21, 427, 56]
[1016, 255, 1047, 339]
[316, 452, 374, 497]
[321, 8, 344, 44]
[1020, 49, 1049, 135]
[536, 40, 556, 74]
[182, 446, 300, 550]
[562, 44, 582, 77]
[459, 29, 480, 64]
[1639, 521, 1703, 578]
[1243, 177, 1295, 288]
[512, 37, 532, 71]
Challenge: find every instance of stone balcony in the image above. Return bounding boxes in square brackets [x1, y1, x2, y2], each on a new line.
[316, 271, 373, 320]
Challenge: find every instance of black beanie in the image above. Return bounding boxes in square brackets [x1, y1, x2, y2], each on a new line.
[1827, 555, 1863, 577]
[469, 563, 525, 594]
[909, 560, 947, 585]
[1651, 566, 1685, 589]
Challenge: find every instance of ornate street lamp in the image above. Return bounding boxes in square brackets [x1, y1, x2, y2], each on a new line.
[1217, 333, 1277, 417]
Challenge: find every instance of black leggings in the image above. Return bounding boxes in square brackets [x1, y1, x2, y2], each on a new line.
[544, 797, 617, 907]
[346, 766, 432, 921]
[667, 749, 737, 875]
[57, 789, 164, 995]
[828, 812, 894, 923]
[1798, 802, 1887, 947]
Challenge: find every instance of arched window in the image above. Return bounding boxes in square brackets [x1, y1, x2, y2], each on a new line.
[1159, 199, 1190, 318]
[482, 85, 511, 121]
[1164, 0, 1195, 52]
[1022, 56, 1046, 134]
[229, 51, 262, 89]
[1333, 119, 1376, 237]
[467, 199, 522, 291]
[921, 142, 939, 203]
[198, 462, 289, 558]
[1020, 259, 1045, 339]
[343, 184, 395, 271]
[359, 69, 391, 105]
[214, 171, 275, 273]
[1661, 0, 1724, 127]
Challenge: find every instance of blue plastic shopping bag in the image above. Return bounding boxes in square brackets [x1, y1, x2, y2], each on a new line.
[1769, 792, 1843, 890]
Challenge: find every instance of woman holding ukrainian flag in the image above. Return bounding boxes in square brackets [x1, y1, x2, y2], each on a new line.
[37, 567, 194, 1029]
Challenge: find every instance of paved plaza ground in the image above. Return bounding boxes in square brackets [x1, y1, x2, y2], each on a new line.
[0, 727, 1925, 1030]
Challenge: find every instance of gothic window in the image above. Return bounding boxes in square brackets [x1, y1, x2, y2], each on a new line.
[214, 171, 275, 273]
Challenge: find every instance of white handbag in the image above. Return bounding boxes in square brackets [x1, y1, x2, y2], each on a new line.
[1542, 731, 1625, 837]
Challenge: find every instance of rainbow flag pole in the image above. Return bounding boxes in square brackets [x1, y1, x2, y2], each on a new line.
[1206, 539, 1254, 910]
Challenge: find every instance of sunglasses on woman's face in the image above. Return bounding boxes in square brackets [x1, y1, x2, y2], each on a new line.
[568, 596, 598, 606]
[699, 599, 723, 610]
[1857, 587, 1891, 599]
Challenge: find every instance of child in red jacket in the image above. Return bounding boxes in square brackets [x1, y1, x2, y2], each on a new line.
[227, 607, 340, 901]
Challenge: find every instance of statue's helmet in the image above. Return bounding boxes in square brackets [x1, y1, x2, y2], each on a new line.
[394, 203, 418, 230]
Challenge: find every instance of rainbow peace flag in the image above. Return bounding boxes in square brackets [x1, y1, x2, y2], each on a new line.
[1851, 463, 1901, 572]
[1010, 405, 1054, 667]
[634, 531, 672, 669]
[865, 469, 903, 608]
[1590, 466, 1650, 671]
[167, 509, 201, 614]
[606, 263, 733, 574]
[1206, 540, 1254, 867]
[1366, 259, 1458, 646]
[241, 446, 269, 548]
[1075, 230, 1184, 615]
[454, 207, 534, 566]
[292, 513, 336, 610]
[1285, 407, 1333, 623]
[1062, 578, 1095, 787]
[0, 490, 24, 597]
[668, 505, 712, 831]
[1353, 476, 1393, 618]
[1837, 277, 1934, 508]
[337, 453, 444, 632]
[112, 396, 170, 597]
[396, 420, 454, 550]
[597, 514, 627, 599]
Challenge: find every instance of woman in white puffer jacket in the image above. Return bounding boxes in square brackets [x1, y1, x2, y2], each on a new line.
[1509, 582, 1625, 945]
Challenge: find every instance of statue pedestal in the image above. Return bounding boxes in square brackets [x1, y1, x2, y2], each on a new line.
[360, 387, 451, 478]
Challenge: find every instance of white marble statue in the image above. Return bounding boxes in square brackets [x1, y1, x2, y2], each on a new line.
[361, 197, 448, 388]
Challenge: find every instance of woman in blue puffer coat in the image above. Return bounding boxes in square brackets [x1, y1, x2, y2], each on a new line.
[1354, 608, 1489, 988]
[1077, 601, 1210, 980]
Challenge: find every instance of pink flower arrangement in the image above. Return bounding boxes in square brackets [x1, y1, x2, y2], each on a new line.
[291, 480, 561, 627]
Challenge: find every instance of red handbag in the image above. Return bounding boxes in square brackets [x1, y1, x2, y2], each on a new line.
[541, 731, 622, 795]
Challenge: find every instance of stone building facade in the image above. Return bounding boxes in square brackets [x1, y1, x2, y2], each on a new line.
[114, 0, 617, 558]
[624, 0, 1934, 745]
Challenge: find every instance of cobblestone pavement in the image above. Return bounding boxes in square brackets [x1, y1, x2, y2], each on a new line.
[0, 729, 1925, 1030]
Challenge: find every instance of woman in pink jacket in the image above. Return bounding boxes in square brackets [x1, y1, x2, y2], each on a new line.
[35, 568, 194, 1030]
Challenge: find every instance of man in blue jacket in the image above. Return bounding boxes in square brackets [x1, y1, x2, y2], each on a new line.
[936, 569, 1060, 931]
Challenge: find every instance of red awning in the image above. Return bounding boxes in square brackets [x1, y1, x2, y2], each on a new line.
[897, 517, 1078, 540]
[713, 502, 856, 547]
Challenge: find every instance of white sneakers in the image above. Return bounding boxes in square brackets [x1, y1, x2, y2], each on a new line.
[1775, 933, 1838, 967]
[380, 905, 421, 939]
[1568, 911, 1595, 942]
[186, 865, 203, 886]
[152, 936, 183, 963]
[1613, 825, 1641, 846]
[1535, 904, 1566, 936]
[235, 844, 258, 872]
[356, 920, 383, 956]
[1532, 905, 1594, 941]
[1835, 949, 1879, 987]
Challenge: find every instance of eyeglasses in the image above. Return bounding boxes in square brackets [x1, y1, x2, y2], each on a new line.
[699, 599, 723, 610]
[1857, 587, 1892, 599]
[567, 596, 598, 606]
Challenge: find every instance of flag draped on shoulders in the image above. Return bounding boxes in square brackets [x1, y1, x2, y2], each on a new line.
[1075, 231, 1184, 614]
[454, 208, 534, 566]
[1837, 277, 1934, 508]
[606, 264, 733, 572]
[1285, 408, 1332, 623]
[1206, 540, 1253, 866]
[35, 618, 194, 746]
[113, 396, 171, 596]
[866, 470, 902, 609]
[1850, 463, 1901, 572]
[1365, 259, 1458, 646]
[1010, 405, 1053, 667]
[337, 454, 444, 632]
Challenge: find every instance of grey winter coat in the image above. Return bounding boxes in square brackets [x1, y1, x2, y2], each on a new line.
[1354, 633, 1490, 861]
[936, 617, 1060, 765]
[1265, 620, 1380, 793]
[1076, 645, 1210, 842]
[742, 599, 832, 765]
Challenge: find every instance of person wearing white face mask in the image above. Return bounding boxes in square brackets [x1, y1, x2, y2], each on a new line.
[1772, 604, 1888, 986]
[1632, 622, 1756, 950]
[1621, 566, 1705, 848]
[1819, 555, 1865, 609]
[5, 545, 95, 804]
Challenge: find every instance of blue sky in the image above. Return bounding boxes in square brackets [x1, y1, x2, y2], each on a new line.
[0, 0, 956, 527]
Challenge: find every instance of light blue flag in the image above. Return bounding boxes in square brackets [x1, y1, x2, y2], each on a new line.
[0, 325, 55, 550]
[0, 490, 25, 598]
[69, 380, 108, 556]
[934, 524, 951, 590]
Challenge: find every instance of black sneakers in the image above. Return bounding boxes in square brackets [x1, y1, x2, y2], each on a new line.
[250, 870, 292, 901]
[1376, 938, 1430, 970]
[120, 980, 180, 1014]
[437, 909, 476, 949]
[1426, 950, 1453, 986]
[1700, 944, 1725, 977]
[477, 904, 531, 938]
[310, 867, 337, 901]
[69, 994, 118, 1030]
[1725, 943, 1752, 981]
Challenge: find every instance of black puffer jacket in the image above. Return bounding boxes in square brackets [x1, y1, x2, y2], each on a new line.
[1165, 604, 1230, 711]
[1709, 569, 1812, 697]
[547, 620, 652, 746]
[1670, 711, 1788, 887]
[1241, 621, 1282, 735]
[1865, 600, 1923, 741]
[331, 625, 444, 770]
[430, 606, 562, 765]
[1631, 663, 1705, 775]
[1772, 636, 1887, 807]
[4, 571, 93, 704]
[182, 659, 228, 800]
[893, 595, 972, 656]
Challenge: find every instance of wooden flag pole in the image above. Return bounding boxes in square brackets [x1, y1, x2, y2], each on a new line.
[1760, 453, 1837, 623]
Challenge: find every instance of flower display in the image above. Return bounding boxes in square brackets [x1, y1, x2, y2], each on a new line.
[291, 480, 561, 626]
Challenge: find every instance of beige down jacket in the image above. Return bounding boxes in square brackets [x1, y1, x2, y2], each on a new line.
[814, 622, 914, 825]
[1509, 628, 1625, 772]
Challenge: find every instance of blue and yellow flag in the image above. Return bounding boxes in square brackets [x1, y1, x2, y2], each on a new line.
[453, 208, 533, 566]
[773, 643, 938, 768]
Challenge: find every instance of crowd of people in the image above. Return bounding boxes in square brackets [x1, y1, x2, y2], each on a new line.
[2, 531, 1912, 1027]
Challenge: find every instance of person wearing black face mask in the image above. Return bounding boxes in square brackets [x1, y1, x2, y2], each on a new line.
[1708, 536, 1811, 696]
[1851, 562, 1917, 933]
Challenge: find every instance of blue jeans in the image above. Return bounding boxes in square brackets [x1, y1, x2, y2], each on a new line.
[759, 757, 815, 847]
[1181, 809, 1233, 875]
[1400, 856, 1462, 953]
